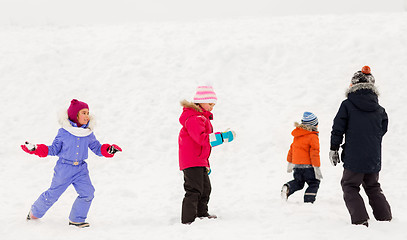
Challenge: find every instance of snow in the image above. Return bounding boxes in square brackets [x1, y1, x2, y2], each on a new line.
[1, 12, 407, 240]
[0, 0, 404, 25]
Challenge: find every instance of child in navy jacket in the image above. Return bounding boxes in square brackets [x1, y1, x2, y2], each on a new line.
[330, 66, 392, 227]
[22, 99, 122, 228]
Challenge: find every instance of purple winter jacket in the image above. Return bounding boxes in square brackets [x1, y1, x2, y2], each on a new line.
[47, 116, 102, 162]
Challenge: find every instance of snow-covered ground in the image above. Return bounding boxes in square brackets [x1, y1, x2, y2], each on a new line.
[1, 12, 407, 240]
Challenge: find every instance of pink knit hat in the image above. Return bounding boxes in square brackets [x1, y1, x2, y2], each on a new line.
[192, 86, 217, 104]
[67, 99, 89, 124]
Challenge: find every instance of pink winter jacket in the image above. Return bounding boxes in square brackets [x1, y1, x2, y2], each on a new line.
[178, 100, 213, 170]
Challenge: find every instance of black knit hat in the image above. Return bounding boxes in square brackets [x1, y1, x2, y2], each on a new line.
[351, 66, 375, 85]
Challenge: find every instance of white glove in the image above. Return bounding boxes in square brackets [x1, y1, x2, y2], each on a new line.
[287, 163, 295, 173]
[314, 167, 323, 180]
[329, 150, 340, 166]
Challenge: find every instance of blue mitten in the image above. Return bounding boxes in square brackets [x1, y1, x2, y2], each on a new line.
[209, 132, 223, 147]
[209, 129, 236, 147]
[221, 130, 236, 143]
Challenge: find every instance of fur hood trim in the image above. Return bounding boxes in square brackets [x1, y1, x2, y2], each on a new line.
[294, 122, 318, 132]
[346, 83, 379, 97]
[58, 110, 95, 137]
[180, 99, 202, 112]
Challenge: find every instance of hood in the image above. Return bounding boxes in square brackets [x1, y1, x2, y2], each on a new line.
[179, 100, 213, 127]
[292, 122, 318, 137]
[346, 83, 380, 112]
[58, 110, 95, 137]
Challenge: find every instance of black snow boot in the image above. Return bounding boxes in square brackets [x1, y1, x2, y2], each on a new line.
[69, 221, 90, 228]
[198, 213, 217, 219]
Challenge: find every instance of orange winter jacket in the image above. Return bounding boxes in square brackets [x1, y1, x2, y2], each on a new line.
[287, 123, 320, 167]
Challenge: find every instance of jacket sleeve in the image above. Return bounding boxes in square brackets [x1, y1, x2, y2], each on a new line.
[88, 133, 103, 156]
[310, 134, 320, 167]
[382, 108, 388, 136]
[330, 101, 348, 151]
[47, 128, 64, 156]
[287, 144, 293, 163]
[185, 115, 211, 147]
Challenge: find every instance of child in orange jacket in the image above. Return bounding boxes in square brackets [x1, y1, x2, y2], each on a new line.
[281, 112, 322, 203]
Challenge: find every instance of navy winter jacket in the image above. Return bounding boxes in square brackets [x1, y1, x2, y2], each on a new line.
[330, 83, 388, 173]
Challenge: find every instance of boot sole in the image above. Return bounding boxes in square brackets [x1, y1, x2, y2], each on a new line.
[281, 185, 289, 200]
[69, 221, 90, 228]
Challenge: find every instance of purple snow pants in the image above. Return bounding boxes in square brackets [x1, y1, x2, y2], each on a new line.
[31, 159, 95, 223]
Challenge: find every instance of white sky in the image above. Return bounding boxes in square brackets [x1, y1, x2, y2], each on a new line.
[0, 0, 405, 25]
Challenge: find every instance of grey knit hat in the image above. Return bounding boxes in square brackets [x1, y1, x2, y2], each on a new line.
[351, 66, 375, 85]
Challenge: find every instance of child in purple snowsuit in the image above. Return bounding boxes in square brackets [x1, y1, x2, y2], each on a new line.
[22, 99, 122, 228]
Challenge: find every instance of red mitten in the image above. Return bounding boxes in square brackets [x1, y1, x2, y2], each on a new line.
[21, 143, 48, 158]
[21, 144, 35, 154]
[101, 144, 122, 158]
[109, 144, 122, 154]
[35, 144, 49, 157]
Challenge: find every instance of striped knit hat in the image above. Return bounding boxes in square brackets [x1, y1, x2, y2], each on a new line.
[301, 112, 318, 126]
[193, 86, 217, 104]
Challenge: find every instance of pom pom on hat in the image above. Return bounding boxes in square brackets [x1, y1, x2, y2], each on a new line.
[351, 66, 375, 85]
[67, 99, 89, 124]
[361, 66, 371, 74]
[193, 86, 217, 104]
[301, 112, 318, 126]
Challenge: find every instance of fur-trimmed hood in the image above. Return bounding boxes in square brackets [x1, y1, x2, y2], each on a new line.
[58, 110, 95, 137]
[346, 83, 381, 112]
[179, 99, 213, 127]
[294, 122, 318, 133]
[346, 83, 379, 97]
[180, 99, 202, 112]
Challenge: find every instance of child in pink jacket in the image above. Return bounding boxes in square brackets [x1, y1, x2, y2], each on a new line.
[178, 86, 236, 224]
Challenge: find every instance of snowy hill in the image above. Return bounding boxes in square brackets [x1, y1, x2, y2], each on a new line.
[1, 12, 407, 240]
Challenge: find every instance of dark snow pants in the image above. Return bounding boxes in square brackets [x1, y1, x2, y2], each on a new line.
[286, 168, 320, 203]
[182, 167, 211, 224]
[341, 168, 392, 224]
